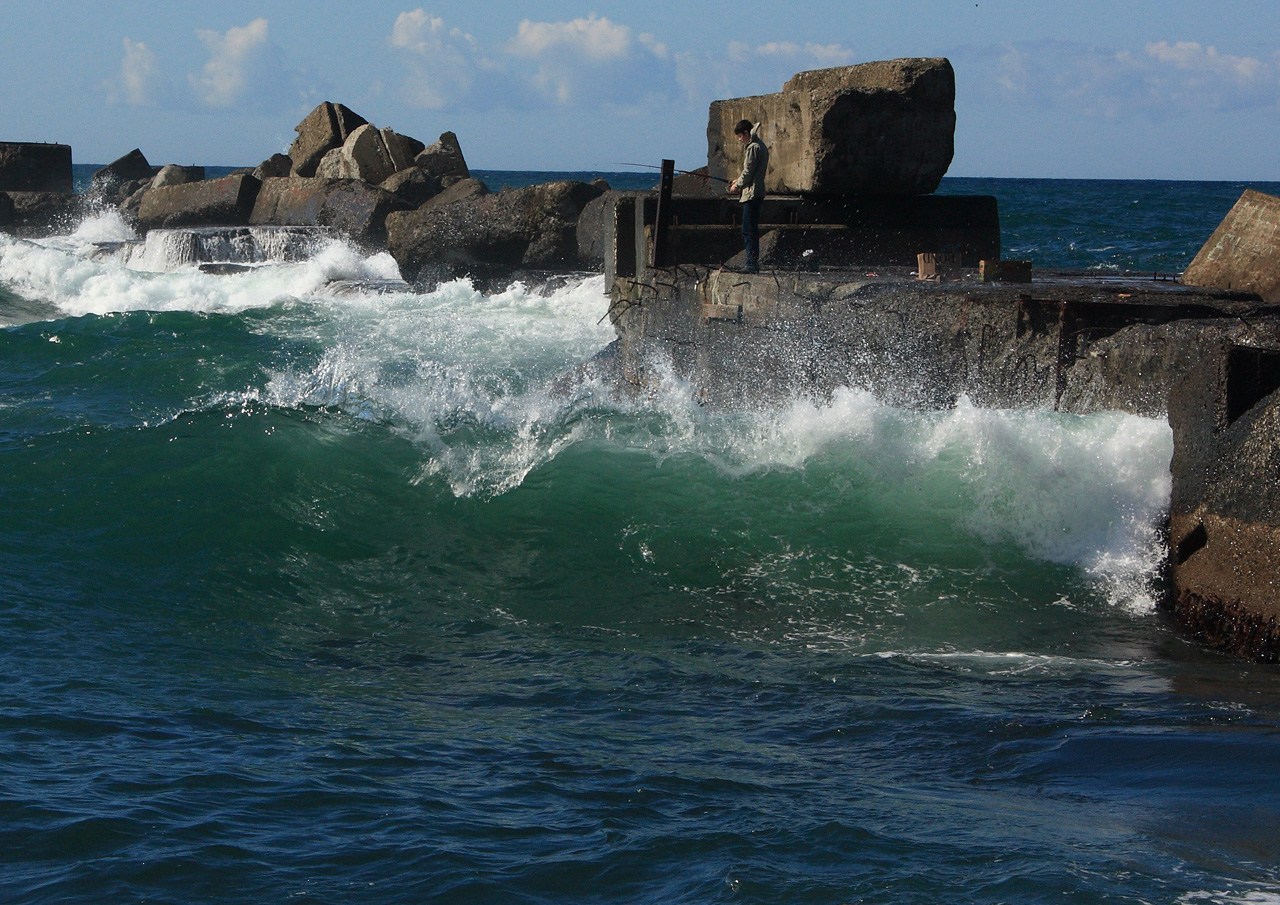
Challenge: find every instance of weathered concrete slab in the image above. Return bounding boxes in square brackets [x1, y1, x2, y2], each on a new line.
[386, 180, 604, 283]
[94, 148, 156, 186]
[1182, 189, 1280, 303]
[708, 58, 955, 195]
[249, 177, 410, 243]
[138, 174, 261, 229]
[288, 102, 369, 177]
[0, 142, 73, 193]
[414, 131, 469, 181]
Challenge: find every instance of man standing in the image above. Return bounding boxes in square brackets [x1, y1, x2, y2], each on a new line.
[727, 119, 769, 273]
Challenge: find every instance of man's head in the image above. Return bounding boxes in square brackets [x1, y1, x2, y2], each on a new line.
[733, 119, 753, 144]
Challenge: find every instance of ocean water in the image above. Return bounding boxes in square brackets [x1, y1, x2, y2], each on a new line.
[3, 177, 1280, 904]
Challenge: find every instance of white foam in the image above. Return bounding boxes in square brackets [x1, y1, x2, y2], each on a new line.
[0, 229, 407, 317]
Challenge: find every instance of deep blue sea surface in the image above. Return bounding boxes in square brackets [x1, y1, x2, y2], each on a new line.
[4, 174, 1280, 904]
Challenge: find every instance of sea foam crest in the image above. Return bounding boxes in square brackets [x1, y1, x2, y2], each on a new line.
[0, 225, 403, 318]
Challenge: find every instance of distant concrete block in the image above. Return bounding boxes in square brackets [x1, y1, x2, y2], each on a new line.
[1182, 189, 1280, 303]
[0, 142, 73, 193]
[708, 58, 955, 195]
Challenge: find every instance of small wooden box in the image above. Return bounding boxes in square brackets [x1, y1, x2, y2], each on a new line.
[917, 252, 964, 280]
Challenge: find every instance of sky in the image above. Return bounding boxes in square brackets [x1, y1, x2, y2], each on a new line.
[2, 0, 1280, 180]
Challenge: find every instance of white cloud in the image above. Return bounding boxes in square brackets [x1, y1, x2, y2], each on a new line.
[190, 18, 272, 108]
[388, 9, 489, 109]
[507, 15, 632, 62]
[107, 37, 166, 106]
[957, 39, 1280, 119]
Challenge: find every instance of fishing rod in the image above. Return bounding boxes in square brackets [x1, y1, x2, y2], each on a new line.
[614, 162, 732, 185]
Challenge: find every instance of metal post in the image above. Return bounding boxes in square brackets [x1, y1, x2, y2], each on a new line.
[651, 159, 675, 268]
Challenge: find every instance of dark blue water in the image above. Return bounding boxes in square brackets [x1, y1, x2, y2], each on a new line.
[4, 177, 1280, 904]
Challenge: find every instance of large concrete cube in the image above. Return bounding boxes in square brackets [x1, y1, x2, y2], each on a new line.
[1182, 189, 1280, 304]
[708, 58, 956, 196]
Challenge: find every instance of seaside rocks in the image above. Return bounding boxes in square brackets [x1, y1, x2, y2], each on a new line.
[0, 142, 73, 193]
[94, 148, 156, 187]
[386, 179, 605, 283]
[314, 123, 424, 185]
[1, 191, 85, 237]
[414, 131, 469, 181]
[151, 164, 205, 189]
[379, 167, 441, 208]
[707, 58, 956, 195]
[0, 192, 14, 228]
[288, 102, 369, 177]
[253, 153, 293, 181]
[1182, 189, 1280, 304]
[137, 173, 261, 230]
[249, 177, 412, 244]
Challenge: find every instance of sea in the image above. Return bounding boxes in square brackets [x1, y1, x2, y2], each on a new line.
[3, 171, 1280, 905]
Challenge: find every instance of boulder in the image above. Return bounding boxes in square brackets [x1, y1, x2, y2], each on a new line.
[419, 176, 488, 210]
[380, 167, 441, 208]
[386, 179, 605, 282]
[0, 142, 73, 193]
[414, 131, 469, 181]
[707, 58, 956, 195]
[93, 148, 156, 187]
[1182, 190, 1280, 304]
[288, 102, 369, 177]
[253, 153, 293, 180]
[0, 192, 14, 227]
[3, 191, 86, 237]
[249, 176, 412, 243]
[137, 173, 261, 230]
[381, 128, 425, 172]
[151, 164, 205, 189]
[314, 123, 424, 184]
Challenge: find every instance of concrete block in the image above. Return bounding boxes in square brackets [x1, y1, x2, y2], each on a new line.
[0, 142, 73, 193]
[1182, 189, 1280, 303]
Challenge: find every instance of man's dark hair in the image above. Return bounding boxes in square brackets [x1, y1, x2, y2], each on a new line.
[733, 119, 753, 136]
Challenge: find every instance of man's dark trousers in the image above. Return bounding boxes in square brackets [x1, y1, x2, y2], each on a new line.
[741, 195, 763, 272]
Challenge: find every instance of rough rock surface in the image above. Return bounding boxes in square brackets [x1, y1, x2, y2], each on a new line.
[249, 177, 411, 243]
[93, 149, 156, 187]
[0, 192, 15, 227]
[707, 58, 956, 195]
[315, 123, 421, 184]
[1181, 189, 1280, 304]
[379, 167, 441, 208]
[2, 191, 86, 237]
[137, 174, 261, 230]
[253, 154, 293, 180]
[0, 142, 73, 193]
[288, 102, 369, 177]
[386, 179, 604, 283]
[151, 165, 205, 189]
[414, 132, 469, 181]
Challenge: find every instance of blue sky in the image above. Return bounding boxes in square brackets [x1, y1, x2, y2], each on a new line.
[3, 0, 1279, 179]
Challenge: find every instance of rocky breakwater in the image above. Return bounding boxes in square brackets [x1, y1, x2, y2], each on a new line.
[4, 101, 611, 286]
[0, 141, 79, 237]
